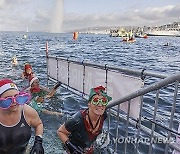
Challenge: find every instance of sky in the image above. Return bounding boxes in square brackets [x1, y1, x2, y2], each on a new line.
[0, 0, 179, 32]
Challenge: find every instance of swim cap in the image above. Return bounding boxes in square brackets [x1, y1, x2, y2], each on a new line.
[24, 63, 32, 71]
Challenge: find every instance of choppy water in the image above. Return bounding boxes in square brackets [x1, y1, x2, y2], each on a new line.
[0, 32, 180, 154]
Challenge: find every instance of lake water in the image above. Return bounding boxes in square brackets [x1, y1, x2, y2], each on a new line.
[0, 32, 179, 154]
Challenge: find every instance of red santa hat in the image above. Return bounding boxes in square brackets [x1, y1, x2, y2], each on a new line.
[29, 76, 39, 86]
[24, 63, 32, 71]
[0, 79, 18, 95]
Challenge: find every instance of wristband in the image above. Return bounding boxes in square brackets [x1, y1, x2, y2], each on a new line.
[37, 135, 43, 138]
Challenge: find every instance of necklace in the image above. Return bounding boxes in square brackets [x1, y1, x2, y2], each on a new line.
[87, 111, 101, 131]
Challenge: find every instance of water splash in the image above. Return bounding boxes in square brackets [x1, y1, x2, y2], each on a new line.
[50, 0, 64, 33]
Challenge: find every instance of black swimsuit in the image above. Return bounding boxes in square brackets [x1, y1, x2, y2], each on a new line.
[0, 108, 31, 154]
[65, 109, 107, 150]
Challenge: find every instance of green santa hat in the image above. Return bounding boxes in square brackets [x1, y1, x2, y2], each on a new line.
[88, 86, 112, 102]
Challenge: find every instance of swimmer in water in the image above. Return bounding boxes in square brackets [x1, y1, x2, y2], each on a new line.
[11, 55, 18, 66]
[26, 76, 62, 116]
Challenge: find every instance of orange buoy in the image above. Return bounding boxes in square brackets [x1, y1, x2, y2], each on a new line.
[73, 32, 78, 40]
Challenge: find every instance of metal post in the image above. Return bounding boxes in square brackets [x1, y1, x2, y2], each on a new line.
[124, 100, 131, 154]
[165, 81, 179, 153]
[148, 90, 159, 154]
[114, 104, 120, 153]
[45, 41, 49, 87]
[135, 95, 143, 153]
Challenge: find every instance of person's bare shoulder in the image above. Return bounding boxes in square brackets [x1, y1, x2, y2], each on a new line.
[24, 104, 39, 119]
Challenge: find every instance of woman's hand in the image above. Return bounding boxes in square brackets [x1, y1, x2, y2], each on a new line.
[46, 82, 61, 98]
[46, 90, 55, 98]
[36, 96, 44, 103]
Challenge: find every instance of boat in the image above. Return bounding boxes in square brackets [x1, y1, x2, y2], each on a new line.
[109, 29, 120, 37]
[122, 31, 136, 42]
[135, 32, 148, 38]
[147, 22, 180, 37]
[135, 27, 148, 38]
[109, 28, 127, 37]
[122, 37, 136, 43]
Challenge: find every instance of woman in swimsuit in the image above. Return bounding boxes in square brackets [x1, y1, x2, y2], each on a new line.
[0, 78, 44, 154]
[57, 86, 112, 154]
[27, 76, 62, 116]
[21, 63, 35, 81]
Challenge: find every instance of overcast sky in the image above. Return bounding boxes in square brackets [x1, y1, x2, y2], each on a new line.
[0, 0, 179, 32]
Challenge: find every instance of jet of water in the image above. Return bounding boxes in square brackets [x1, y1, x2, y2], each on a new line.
[50, 0, 64, 33]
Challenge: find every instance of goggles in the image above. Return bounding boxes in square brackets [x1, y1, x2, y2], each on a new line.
[0, 92, 31, 110]
[91, 97, 108, 106]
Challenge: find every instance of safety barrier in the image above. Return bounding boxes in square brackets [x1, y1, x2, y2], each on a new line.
[106, 73, 180, 153]
[46, 54, 180, 154]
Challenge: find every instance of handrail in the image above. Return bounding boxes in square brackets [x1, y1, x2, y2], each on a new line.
[48, 56, 169, 79]
[110, 108, 180, 152]
[106, 73, 180, 109]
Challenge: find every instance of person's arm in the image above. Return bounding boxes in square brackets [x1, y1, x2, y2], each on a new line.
[57, 124, 84, 153]
[30, 112, 43, 136]
[42, 82, 61, 98]
[39, 85, 52, 99]
[24, 105, 44, 154]
[57, 124, 70, 143]
[21, 72, 26, 80]
[57, 112, 79, 143]
[24, 104, 43, 135]
[42, 109, 63, 116]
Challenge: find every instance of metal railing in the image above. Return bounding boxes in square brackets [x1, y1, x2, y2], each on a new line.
[46, 56, 180, 154]
[106, 73, 180, 153]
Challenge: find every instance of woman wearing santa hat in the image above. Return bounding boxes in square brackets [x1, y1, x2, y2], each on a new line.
[21, 63, 35, 81]
[27, 76, 62, 116]
[21, 63, 36, 91]
[0, 79, 44, 154]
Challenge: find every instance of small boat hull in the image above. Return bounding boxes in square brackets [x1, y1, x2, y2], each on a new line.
[122, 37, 136, 43]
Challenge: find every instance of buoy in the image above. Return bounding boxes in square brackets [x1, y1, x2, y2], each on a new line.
[73, 32, 78, 40]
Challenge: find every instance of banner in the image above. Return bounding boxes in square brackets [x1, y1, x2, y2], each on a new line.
[84, 66, 106, 95]
[57, 60, 68, 85]
[107, 71, 143, 119]
[48, 58, 57, 79]
[48, 58, 143, 119]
